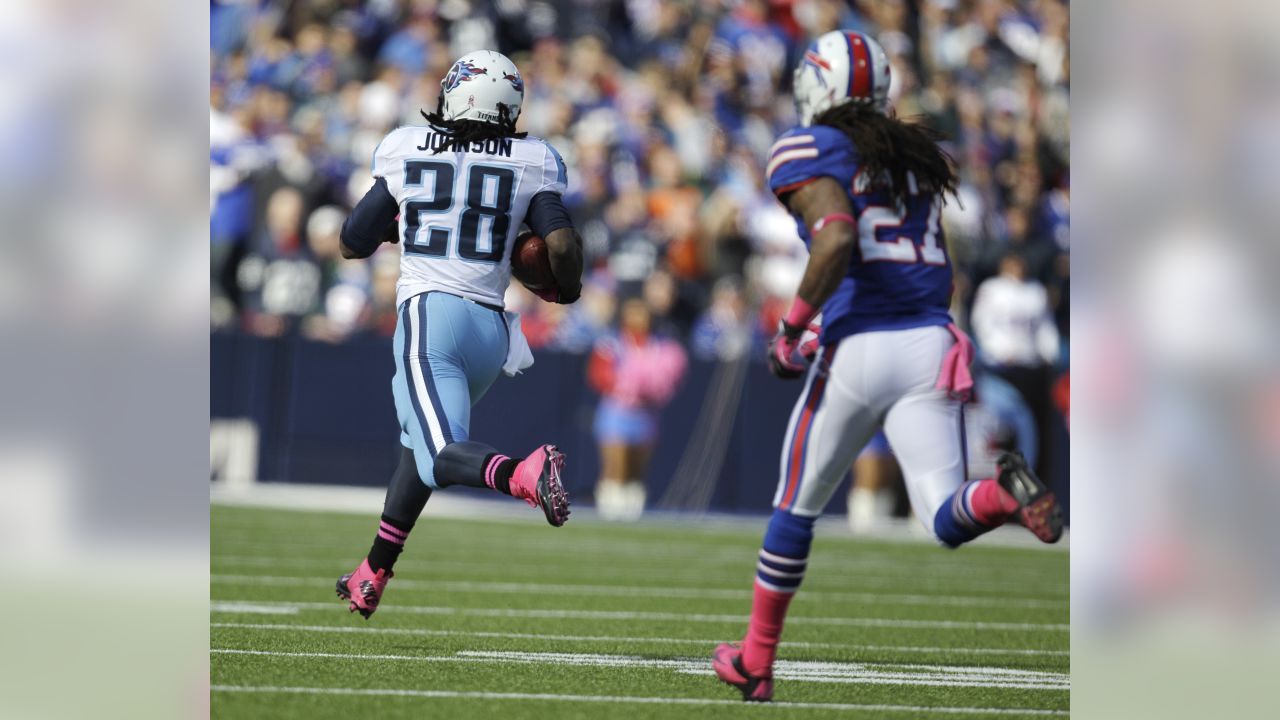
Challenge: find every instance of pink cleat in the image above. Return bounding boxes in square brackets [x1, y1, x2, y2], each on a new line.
[335, 559, 391, 619]
[712, 643, 774, 702]
[510, 444, 571, 527]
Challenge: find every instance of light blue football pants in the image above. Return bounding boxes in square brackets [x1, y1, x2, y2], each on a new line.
[392, 292, 507, 488]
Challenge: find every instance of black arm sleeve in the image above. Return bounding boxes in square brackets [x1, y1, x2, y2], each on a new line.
[526, 191, 574, 238]
[340, 177, 399, 258]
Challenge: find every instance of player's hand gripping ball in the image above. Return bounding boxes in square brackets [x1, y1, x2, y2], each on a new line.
[511, 230, 560, 302]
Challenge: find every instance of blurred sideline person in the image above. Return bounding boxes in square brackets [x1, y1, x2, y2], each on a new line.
[970, 250, 1062, 476]
[236, 186, 319, 336]
[588, 297, 688, 520]
[974, 370, 1041, 468]
[333, 51, 584, 619]
[712, 31, 1064, 702]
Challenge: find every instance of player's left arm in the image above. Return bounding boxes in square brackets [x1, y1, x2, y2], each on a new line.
[769, 177, 857, 377]
[340, 177, 400, 259]
[526, 141, 583, 303]
[541, 226, 583, 304]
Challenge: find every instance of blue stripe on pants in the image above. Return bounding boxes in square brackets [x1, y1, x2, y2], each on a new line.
[392, 292, 508, 488]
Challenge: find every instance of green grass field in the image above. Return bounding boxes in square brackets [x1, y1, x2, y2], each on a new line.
[211, 504, 1069, 718]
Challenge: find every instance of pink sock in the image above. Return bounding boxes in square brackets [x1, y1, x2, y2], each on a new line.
[967, 478, 1019, 527]
[741, 580, 795, 677]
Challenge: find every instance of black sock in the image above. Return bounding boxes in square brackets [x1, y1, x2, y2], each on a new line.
[487, 453, 519, 495]
[435, 441, 519, 495]
[367, 514, 412, 574]
[367, 447, 432, 574]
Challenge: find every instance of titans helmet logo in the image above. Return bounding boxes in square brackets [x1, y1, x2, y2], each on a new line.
[443, 60, 487, 92]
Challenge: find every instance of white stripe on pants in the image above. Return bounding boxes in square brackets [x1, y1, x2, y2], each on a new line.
[773, 325, 966, 538]
[405, 294, 451, 454]
[391, 292, 507, 487]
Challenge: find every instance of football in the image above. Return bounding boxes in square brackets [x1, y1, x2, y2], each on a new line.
[511, 230, 556, 290]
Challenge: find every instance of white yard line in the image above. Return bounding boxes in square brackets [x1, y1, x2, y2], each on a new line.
[211, 649, 1068, 691]
[211, 684, 1069, 715]
[210, 600, 1068, 632]
[211, 622, 1069, 657]
[212, 533, 1058, 566]
[210, 542, 1065, 578]
[206, 602, 299, 615]
[210, 554, 1070, 596]
[461, 650, 1069, 690]
[209, 574, 1067, 610]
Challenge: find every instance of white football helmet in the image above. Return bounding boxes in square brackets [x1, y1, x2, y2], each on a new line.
[439, 50, 524, 125]
[792, 30, 891, 126]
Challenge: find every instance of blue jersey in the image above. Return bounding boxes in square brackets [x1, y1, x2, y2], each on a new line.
[766, 125, 953, 345]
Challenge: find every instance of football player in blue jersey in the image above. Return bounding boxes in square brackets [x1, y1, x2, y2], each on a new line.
[711, 31, 1065, 702]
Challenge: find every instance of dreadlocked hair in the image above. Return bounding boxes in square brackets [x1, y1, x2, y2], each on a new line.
[420, 96, 527, 154]
[814, 103, 958, 207]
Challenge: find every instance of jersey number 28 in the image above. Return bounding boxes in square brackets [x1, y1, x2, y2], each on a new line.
[402, 160, 515, 263]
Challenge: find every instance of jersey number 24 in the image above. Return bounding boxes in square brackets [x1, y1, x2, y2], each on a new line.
[402, 160, 515, 263]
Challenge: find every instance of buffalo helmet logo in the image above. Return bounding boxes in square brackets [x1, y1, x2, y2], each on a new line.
[801, 48, 831, 87]
[442, 60, 487, 92]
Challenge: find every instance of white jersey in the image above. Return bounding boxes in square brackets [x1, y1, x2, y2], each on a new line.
[372, 126, 568, 308]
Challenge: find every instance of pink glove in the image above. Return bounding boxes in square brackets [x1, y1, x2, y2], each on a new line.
[768, 322, 807, 379]
[798, 322, 822, 360]
[768, 298, 820, 379]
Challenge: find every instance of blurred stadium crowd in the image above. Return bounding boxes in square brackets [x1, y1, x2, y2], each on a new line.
[210, 0, 1070, 472]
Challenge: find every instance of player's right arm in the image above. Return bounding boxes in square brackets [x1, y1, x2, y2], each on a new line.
[339, 177, 399, 259]
[765, 178, 856, 377]
[526, 141, 582, 304]
[764, 127, 857, 378]
[341, 129, 411, 259]
[785, 178, 857, 314]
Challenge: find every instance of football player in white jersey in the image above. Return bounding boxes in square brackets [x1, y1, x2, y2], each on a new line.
[332, 51, 583, 619]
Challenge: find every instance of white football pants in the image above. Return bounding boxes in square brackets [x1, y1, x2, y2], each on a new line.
[772, 324, 965, 538]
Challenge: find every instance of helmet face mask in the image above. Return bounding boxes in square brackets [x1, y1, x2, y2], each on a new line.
[791, 31, 891, 126]
[438, 50, 524, 126]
